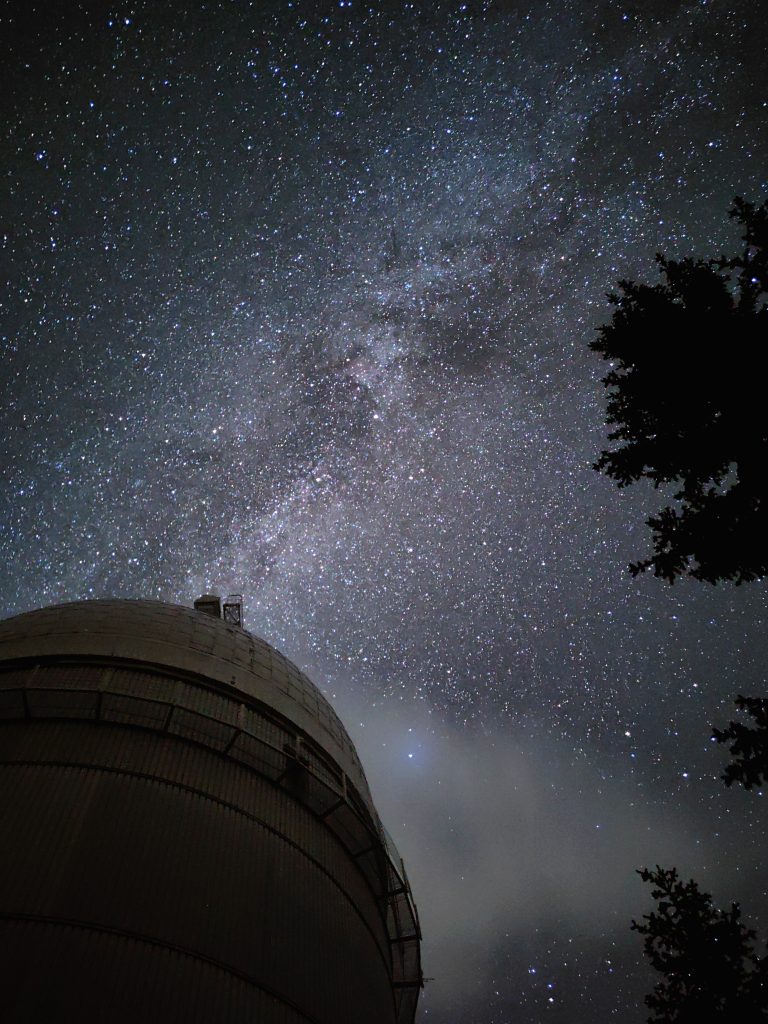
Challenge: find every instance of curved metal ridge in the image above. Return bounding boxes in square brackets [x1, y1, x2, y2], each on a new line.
[0, 601, 372, 809]
[0, 913, 323, 1024]
[0, 660, 423, 1020]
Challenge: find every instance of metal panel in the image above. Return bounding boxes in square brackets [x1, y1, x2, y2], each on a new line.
[0, 667, 419, 1003]
[0, 920, 313, 1023]
[0, 601, 422, 1021]
[0, 720, 389, 953]
[0, 760, 395, 1024]
[0, 601, 372, 802]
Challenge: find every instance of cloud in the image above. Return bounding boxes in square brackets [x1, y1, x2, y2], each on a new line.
[339, 695, 728, 1014]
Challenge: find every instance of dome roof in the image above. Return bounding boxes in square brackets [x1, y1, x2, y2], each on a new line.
[0, 599, 370, 802]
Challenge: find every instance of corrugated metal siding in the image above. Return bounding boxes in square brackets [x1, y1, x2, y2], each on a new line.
[0, 615, 420, 1022]
[0, 719, 396, 1024]
[0, 720, 391, 951]
[0, 919, 313, 1023]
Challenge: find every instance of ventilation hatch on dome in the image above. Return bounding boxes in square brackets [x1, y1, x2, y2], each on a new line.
[194, 593, 244, 627]
[223, 594, 244, 627]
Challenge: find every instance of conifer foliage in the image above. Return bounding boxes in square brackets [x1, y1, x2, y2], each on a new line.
[633, 866, 768, 1022]
[592, 198, 768, 583]
[714, 696, 768, 790]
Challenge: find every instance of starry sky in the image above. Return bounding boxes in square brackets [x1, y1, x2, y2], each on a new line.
[1, 1, 767, 1020]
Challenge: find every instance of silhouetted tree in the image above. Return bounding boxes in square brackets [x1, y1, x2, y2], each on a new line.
[593, 200, 768, 1015]
[714, 696, 768, 789]
[592, 197, 768, 583]
[633, 866, 768, 1023]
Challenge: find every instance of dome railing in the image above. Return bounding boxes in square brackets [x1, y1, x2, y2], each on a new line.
[0, 659, 422, 1022]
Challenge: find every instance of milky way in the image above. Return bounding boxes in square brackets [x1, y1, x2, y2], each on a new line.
[2, 2, 767, 1020]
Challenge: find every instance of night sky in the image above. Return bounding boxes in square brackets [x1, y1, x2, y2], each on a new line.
[2, 1, 767, 1020]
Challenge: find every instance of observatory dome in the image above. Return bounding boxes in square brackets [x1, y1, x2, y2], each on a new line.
[0, 599, 374, 809]
[0, 598, 421, 1024]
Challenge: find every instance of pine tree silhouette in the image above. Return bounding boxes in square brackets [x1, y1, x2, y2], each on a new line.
[633, 866, 768, 1023]
[592, 198, 768, 583]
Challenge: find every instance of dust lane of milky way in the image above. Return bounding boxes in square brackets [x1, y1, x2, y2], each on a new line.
[1, 3, 767, 1021]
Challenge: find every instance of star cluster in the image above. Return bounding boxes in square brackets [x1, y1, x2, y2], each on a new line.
[1, 2, 767, 1020]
